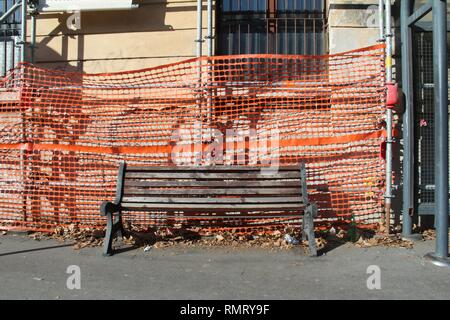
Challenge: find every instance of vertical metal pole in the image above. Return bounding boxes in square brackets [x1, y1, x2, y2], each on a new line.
[30, 13, 36, 63]
[195, 0, 203, 165]
[425, 0, 450, 266]
[1, 0, 6, 77]
[378, 0, 384, 41]
[400, 0, 414, 238]
[196, 0, 203, 57]
[20, 0, 26, 62]
[432, 0, 449, 260]
[206, 0, 213, 56]
[19, 0, 28, 223]
[205, 0, 213, 165]
[384, 0, 393, 233]
[378, 0, 386, 228]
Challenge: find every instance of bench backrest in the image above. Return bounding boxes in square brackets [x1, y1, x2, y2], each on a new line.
[114, 163, 310, 214]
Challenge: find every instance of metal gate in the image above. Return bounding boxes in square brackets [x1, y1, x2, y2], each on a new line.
[413, 29, 450, 216]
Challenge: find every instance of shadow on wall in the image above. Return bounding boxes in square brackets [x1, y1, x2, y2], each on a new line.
[32, 0, 174, 73]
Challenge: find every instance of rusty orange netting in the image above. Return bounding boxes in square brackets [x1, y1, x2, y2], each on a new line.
[0, 44, 386, 234]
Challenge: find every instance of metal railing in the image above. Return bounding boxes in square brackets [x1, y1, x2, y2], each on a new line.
[0, 0, 23, 77]
[217, 1, 327, 55]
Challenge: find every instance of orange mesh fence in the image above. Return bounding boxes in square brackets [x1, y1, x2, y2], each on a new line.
[0, 44, 386, 233]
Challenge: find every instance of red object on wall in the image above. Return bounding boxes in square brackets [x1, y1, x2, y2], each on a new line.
[386, 82, 399, 108]
[380, 141, 386, 160]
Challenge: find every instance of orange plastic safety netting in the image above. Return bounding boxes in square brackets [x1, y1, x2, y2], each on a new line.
[0, 44, 386, 233]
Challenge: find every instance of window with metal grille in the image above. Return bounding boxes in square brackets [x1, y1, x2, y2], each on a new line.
[0, 0, 22, 76]
[217, 0, 327, 55]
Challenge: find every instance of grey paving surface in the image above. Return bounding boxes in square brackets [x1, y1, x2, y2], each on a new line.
[0, 234, 449, 300]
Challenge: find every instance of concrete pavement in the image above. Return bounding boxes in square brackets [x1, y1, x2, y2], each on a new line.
[0, 233, 449, 299]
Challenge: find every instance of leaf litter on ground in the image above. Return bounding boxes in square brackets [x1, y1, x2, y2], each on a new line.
[22, 221, 447, 252]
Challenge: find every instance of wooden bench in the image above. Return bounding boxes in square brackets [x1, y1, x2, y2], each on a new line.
[100, 163, 318, 256]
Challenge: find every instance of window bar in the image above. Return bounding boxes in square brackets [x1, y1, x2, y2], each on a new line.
[294, 18, 297, 55]
[247, 22, 250, 54]
[303, 18, 306, 55]
[266, 16, 268, 54]
[238, 22, 241, 54]
[228, 23, 232, 54]
[313, 18, 316, 55]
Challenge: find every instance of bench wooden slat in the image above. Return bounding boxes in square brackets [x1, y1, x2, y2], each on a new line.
[121, 196, 304, 204]
[125, 172, 300, 180]
[120, 203, 304, 210]
[124, 180, 301, 188]
[119, 213, 299, 219]
[123, 187, 302, 196]
[125, 166, 300, 172]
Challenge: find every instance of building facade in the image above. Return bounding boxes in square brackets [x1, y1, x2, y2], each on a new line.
[27, 0, 393, 74]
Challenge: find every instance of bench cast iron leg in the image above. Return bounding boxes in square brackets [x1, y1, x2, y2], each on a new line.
[302, 215, 307, 241]
[103, 211, 125, 256]
[101, 201, 124, 256]
[303, 203, 318, 257]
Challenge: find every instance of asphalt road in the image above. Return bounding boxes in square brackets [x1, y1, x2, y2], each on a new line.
[0, 233, 449, 299]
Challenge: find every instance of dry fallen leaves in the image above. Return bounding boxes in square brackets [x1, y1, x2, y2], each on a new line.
[354, 234, 413, 249]
[35, 224, 311, 251]
[44, 225, 105, 250]
[422, 229, 436, 241]
[26, 223, 448, 252]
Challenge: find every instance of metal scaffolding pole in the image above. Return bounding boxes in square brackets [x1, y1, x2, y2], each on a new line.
[378, 0, 384, 41]
[20, 0, 27, 62]
[196, 0, 203, 57]
[400, 0, 415, 238]
[206, 0, 213, 56]
[425, 0, 450, 267]
[205, 0, 213, 161]
[194, 0, 203, 165]
[30, 13, 37, 63]
[384, 0, 393, 233]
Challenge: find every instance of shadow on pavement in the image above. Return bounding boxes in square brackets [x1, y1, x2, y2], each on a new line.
[0, 243, 75, 257]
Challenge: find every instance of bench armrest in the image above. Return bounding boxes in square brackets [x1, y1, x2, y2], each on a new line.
[100, 201, 121, 216]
